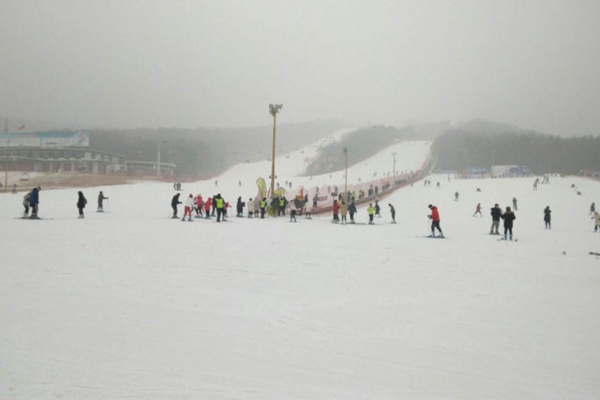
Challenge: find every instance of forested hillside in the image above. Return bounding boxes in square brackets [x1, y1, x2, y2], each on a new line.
[89, 120, 346, 177]
[433, 130, 600, 174]
[304, 125, 432, 175]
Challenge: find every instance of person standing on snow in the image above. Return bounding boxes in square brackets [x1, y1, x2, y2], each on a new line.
[260, 197, 267, 219]
[22, 191, 31, 218]
[215, 194, 225, 222]
[428, 204, 444, 238]
[182, 194, 194, 221]
[388, 203, 396, 224]
[248, 198, 255, 218]
[77, 191, 87, 219]
[204, 197, 212, 218]
[490, 203, 502, 235]
[196, 195, 204, 217]
[348, 201, 357, 224]
[171, 193, 182, 219]
[97, 191, 108, 212]
[367, 203, 375, 225]
[236, 196, 244, 217]
[374, 200, 381, 218]
[332, 199, 340, 222]
[501, 206, 516, 240]
[543, 206, 552, 229]
[289, 200, 297, 222]
[340, 200, 348, 224]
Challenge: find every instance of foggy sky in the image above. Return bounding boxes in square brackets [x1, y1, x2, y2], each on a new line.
[1, 0, 599, 136]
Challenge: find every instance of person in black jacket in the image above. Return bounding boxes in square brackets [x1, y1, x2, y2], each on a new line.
[97, 191, 108, 212]
[171, 193, 182, 219]
[501, 206, 516, 240]
[29, 186, 41, 219]
[543, 206, 552, 229]
[348, 201, 357, 224]
[77, 191, 87, 219]
[490, 203, 502, 235]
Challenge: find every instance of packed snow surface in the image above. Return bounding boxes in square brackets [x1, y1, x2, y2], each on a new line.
[1, 136, 599, 399]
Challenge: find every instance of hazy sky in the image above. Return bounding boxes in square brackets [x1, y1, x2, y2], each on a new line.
[1, 1, 599, 136]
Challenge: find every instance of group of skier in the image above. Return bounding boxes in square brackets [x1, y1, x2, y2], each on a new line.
[14, 184, 593, 240]
[20, 188, 108, 219]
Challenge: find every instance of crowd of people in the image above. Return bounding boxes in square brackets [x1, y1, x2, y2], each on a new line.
[14, 181, 598, 241]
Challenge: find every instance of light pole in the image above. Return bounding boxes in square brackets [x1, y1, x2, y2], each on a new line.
[343, 147, 348, 197]
[269, 104, 282, 198]
[147, 140, 168, 177]
[392, 152, 397, 187]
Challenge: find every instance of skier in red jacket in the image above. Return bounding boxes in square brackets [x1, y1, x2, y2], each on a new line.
[332, 199, 340, 222]
[428, 204, 444, 238]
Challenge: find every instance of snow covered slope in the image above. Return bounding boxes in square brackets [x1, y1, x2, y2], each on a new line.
[1, 136, 599, 399]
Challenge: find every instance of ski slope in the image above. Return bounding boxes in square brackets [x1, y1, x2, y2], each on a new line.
[1, 135, 599, 399]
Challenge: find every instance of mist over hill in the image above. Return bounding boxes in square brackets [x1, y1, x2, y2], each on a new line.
[88, 120, 347, 177]
[433, 120, 600, 175]
[4, 114, 599, 177]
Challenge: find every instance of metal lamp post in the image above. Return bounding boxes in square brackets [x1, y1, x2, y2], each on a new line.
[392, 152, 397, 187]
[269, 104, 282, 198]
[343, 147, 348, 197]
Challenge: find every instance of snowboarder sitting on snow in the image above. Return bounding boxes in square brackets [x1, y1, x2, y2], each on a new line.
[501, 206, 516, 240]
[428, 204, 444, 238]
[97, 191, 108, 212]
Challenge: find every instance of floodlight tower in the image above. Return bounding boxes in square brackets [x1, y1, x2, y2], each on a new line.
[269, 104, 283, 198]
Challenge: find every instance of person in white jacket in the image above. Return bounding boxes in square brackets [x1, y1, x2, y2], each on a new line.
[289, 200, 297, 222]
[182, 194, 194, 221]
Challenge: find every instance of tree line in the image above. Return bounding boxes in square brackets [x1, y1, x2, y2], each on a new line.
[432, 130, 600, 175]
